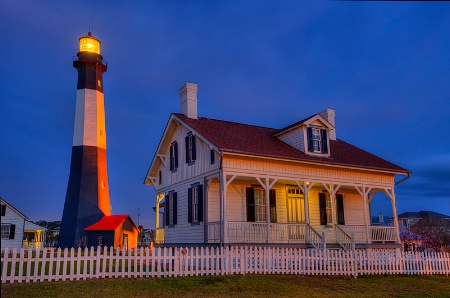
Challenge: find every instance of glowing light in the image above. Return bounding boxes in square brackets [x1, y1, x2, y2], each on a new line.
[79, 33, 101, 54]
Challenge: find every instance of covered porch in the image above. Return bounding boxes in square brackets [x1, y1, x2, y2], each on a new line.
[22, 221, 46, 249]
[204, 172, 401, 249]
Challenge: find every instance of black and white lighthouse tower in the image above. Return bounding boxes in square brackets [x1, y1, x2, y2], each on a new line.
[59, 32, 111, 249]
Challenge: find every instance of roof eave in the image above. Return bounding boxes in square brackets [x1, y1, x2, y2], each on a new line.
[220, 149, 410, 176]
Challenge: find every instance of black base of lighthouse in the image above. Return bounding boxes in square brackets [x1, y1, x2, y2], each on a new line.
[59, 146, 109, 249]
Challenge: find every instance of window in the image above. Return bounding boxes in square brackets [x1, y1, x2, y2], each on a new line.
[246, 188, 276, 223]
[158, 170, 162, 185]
[312, 128, 321, 152]
[188, 185, 203, 223]
[1, 224, 15, 239]
[319, 193, 345, 225]
[98, 236, 104, 246]
[307, 127, 328, 154]
[1, 204, 6, 216]
[169, 141, 178, 172]
[165, 192, 177, 226]
[319, 193, 332, 225]
[210, 149, 215, 164]
[185, 133, 196, 164]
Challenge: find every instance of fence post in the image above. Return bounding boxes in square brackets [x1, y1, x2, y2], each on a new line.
[322, 232, 326, 251]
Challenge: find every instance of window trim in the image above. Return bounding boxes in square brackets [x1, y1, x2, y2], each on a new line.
[307, 126, 329, 155]
[1, 223, 15, 239]
[169, 141, 178, 172]
[185, 133, 197, 165]
[188, 184, 203, 224]
[246, 187, 276, 223]
[165, 191, 177, 227]
[210, 149, 215, 164]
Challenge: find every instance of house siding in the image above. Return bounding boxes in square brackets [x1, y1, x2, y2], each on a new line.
[164, 177, 207, 244]
[277, 127, 306, 153]
[1, 205, 26, 250]
[157, 124, 219, 189]
[222, 155, 395, 186]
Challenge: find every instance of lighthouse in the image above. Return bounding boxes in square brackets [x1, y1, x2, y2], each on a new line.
[59, 32, 111, 249]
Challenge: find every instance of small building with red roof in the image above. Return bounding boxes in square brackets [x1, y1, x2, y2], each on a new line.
[145, 83, 410, 249]
[84, 215, 139, 249]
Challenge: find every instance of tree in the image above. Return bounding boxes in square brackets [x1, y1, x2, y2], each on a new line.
[411, 217, 450, 252]
[138, 225, 145, 247]
[149, 229, 155, 243]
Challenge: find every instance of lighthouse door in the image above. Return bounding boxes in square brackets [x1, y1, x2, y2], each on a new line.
[123, 234, 128, 250]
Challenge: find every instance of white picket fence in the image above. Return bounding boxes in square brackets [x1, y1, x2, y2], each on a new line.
[1, 246, 449, 284]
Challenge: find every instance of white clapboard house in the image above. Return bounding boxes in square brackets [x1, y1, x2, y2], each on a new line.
[1, 198, 46, 250]
[145, 83, 410, 249]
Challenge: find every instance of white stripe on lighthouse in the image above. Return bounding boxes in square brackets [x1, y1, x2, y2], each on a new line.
[73, 89, 107, 149]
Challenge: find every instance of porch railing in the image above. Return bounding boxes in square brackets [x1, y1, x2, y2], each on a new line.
[206, 221, 221, 243]
[335, 225, 353, 250]
[227, 222, 267, 243]
[22, 241, 45, 249]
[306, 225, 323, 249]
[226, 222, 322, 245]
[271, 223, 307, 243]
[156, 228, 165, 244]
[338, 225, 398, 243]
[370, 226, 398, 243]
[338, 225, 367, 243]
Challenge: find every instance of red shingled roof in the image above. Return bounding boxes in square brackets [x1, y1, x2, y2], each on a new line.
[84, 215, 136, 231]
[174, 113, 409, 173]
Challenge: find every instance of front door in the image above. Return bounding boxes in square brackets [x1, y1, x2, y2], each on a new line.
[123, 234, 128, 250]
[286, 187, 304, 223]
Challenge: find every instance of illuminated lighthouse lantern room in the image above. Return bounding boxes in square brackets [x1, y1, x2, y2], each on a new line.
[59, 32, 111, 249]
[79, 33, 100, 54]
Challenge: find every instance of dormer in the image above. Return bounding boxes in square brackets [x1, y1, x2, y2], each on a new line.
[273, 109, 336, 157]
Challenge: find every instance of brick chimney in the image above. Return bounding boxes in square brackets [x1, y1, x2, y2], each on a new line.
[179, 83, 198, 119]
[319, 109, 336, 140]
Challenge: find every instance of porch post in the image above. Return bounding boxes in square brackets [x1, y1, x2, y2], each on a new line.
[304, 182, 310, 225]
[265, 179, 271, 243]
[361, 187, 371, 244]
[220, 172, 227, 244]
[155, 194, 160, 229]
[390, 187, 401, 244]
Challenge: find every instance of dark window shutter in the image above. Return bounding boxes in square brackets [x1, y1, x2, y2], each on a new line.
[198, 185, 204, 222]
[185, 135, 190, 163]
[9, 224, 16, 239]
[319, 193, 327, 225]
[191, 135, 196, 161]
[246, 187, 255, 222]
[336, 194, 345, 225]
[307, 127, 313, 152]
[188, 188, 192, 223]
[173, 192, 178, 225]
[321, 129, 328, 154]
[174, 142, 178, 169]
[158, 170, 162, 185]
[270, 189, 277, 223]
[165, 199, 169, 226]
[169, 146, 173, 171]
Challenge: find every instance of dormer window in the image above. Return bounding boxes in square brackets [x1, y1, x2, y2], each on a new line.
[307, 127, 328, 154]
[312, 128, 321, 152]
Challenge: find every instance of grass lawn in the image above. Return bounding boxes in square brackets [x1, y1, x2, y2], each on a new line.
[1, 274, 449, 298]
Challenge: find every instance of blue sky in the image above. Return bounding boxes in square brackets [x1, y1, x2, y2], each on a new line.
[1, 1, 449, 228]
